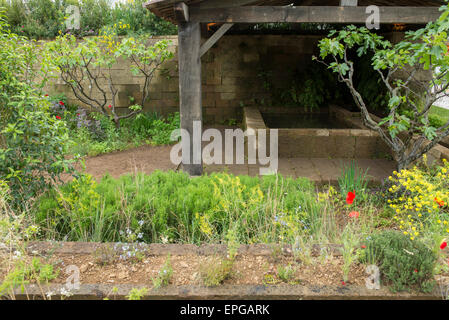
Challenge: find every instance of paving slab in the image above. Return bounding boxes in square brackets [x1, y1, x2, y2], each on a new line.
[205, 158, 396, 186]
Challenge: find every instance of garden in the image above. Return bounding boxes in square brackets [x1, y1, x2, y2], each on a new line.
[1, 1, 449, 301]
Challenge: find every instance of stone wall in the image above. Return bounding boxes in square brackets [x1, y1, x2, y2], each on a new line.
[201, 35, 323, 123]
[50, 33, 424, 124]
[48, 34, 324, 123]
[244, 106, 392, 159]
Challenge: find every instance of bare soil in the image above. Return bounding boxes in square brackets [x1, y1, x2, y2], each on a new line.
[1, 245, 448, 296]
[66, 145, 176, 181]
[1, 251, 367, 287]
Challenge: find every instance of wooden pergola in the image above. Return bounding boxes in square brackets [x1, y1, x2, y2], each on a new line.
[144, 0, 444, 176]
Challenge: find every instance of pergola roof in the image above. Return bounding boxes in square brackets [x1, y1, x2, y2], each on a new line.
[145, 0, 445, 24]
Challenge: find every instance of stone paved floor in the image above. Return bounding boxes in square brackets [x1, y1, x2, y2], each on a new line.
[204, 158, 396, 185]
[200, 125, 396, 185]
[74, 132, 396, 186]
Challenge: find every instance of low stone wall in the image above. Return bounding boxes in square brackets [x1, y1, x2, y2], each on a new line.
[244, 106, 391, 159]
[244, 105, 449, 163]
[12, 283, 443, 300]
[277, 128, 390, 158]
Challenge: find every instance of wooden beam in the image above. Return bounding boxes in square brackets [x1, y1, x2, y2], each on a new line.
[174, 2, 189, 22]
[200, 23, 234, 58]
[144, 0, 178, 10]
[189, 6, 441, 24]
[178, 22, 203, 176]
[191, 0, 258, 9]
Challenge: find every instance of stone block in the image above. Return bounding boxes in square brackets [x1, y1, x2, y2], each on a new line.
[221, 92, 236, 100]
[355, 136, 378, 158]
[243, 53, 260, 63]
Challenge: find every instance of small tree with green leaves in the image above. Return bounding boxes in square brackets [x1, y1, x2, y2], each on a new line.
[316, 5, 449, 171]
[45, 29, 174, 127]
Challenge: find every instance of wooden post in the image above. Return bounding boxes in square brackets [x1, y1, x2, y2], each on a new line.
[178, 22, 203, 176]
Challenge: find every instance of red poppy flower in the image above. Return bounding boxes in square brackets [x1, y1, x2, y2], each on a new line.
[349, 211, 360, 218]
[361, 245, 366, 249]
[414, 269, 418, 273]
[59, 101, 64, 106]
[108, 104, 112, 109]
[441, 241, 448, 250]
[435, 198, 445, 208]
[44, 94, 49, 97]
[346, 191, 356, 205]
[55, 115, 61, 120]
[341, 281, 346, 286]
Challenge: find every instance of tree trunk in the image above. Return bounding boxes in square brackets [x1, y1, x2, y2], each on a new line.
[113, 116, 120, 129]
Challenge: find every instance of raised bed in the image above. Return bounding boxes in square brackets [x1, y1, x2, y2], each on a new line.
[3, 242, 447, 300]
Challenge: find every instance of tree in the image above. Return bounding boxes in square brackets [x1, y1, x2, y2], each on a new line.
[316, 5, 449, 171]
[45, 29, 174, 127]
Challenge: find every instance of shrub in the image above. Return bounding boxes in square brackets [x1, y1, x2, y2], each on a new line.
[362, 230, 437, 292]
[0, 0, 177, 39]
[0, 11, 72, 208]
[92, 244, 117, 266]
[0, 0, 65, 39]
[109, 0, 177, 36]
[65, 110, 180, 157]
[386, 156, 449, 243]
[199, 256, 234, 287]
[277, 264, 296, 283]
